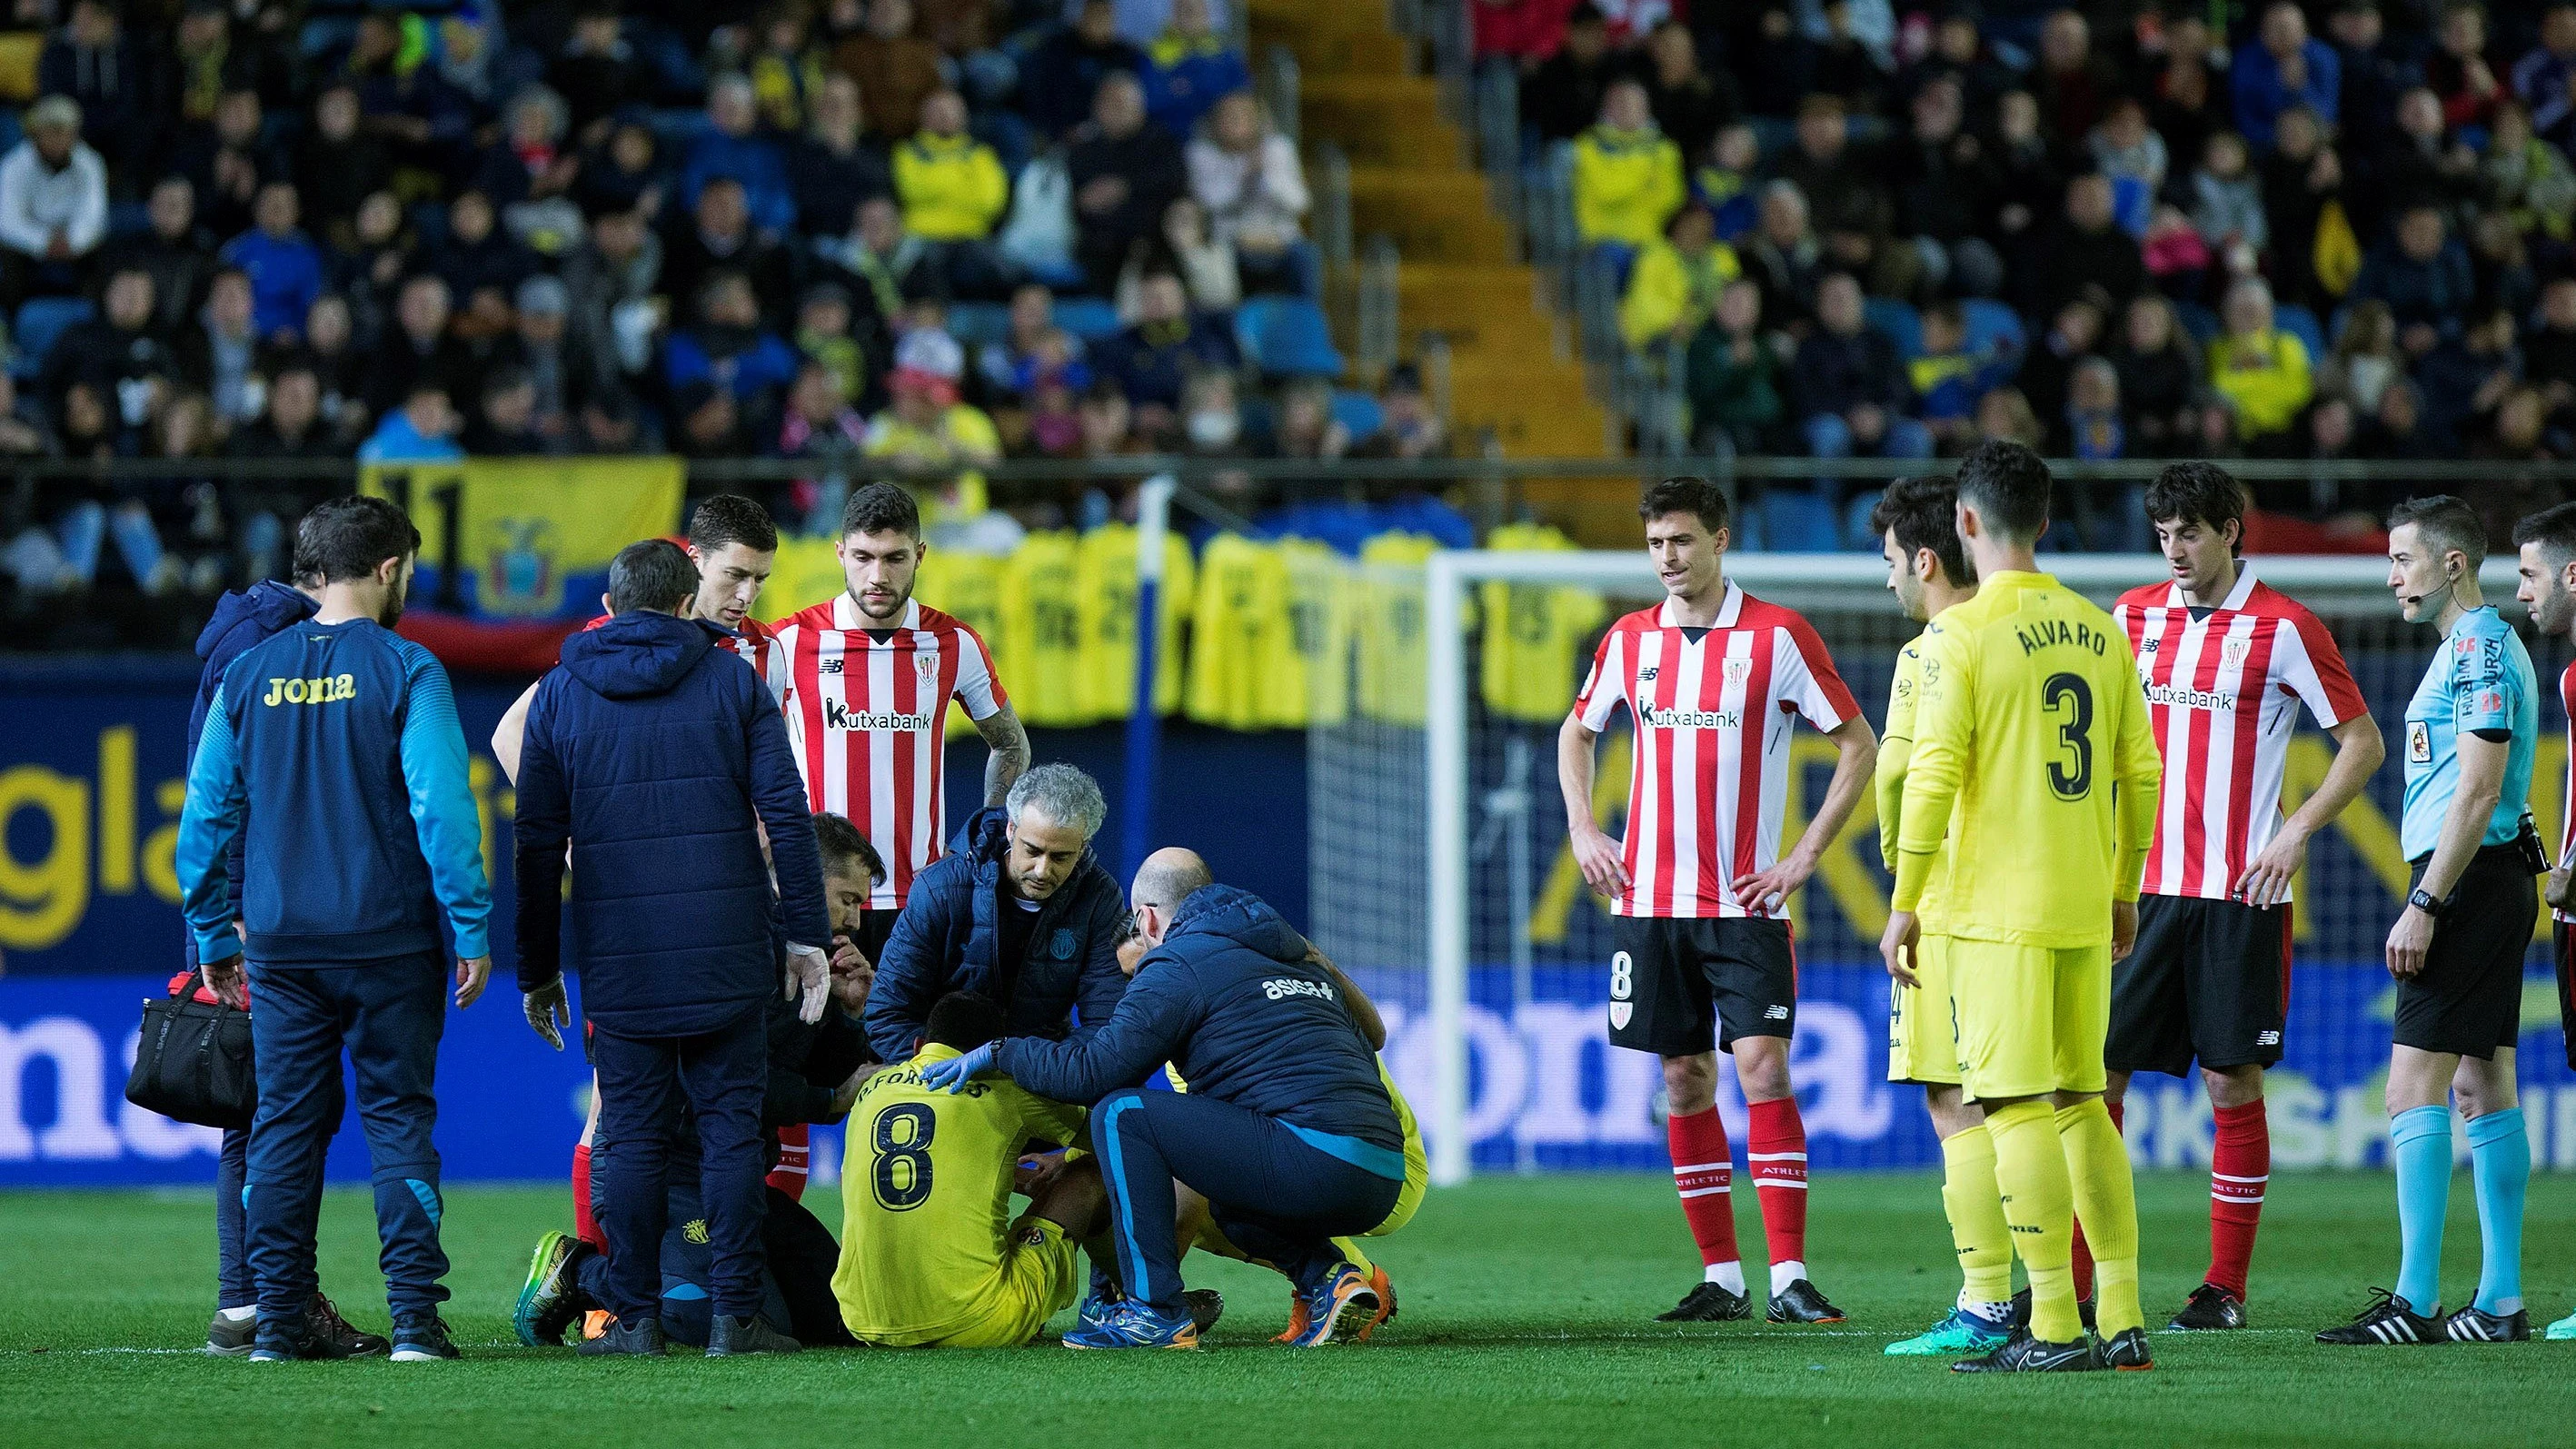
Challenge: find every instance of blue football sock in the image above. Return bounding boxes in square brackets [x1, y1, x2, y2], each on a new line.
[2467, 1107, 2529, 1316]
[2390, 1105, 2453, 1315]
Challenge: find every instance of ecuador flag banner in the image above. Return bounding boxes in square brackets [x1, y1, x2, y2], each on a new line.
[361, 458, 686, 620]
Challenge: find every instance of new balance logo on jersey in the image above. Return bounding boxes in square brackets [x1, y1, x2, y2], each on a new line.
[1763, 1004, 1789, 1020]
[821, 700, 936, 731]
[1636, 666, 1658, 683]
[1261, 977, 1337, 1003]
[2257, 1030, 2281, 1047]
[1638, 704, 1743, 729]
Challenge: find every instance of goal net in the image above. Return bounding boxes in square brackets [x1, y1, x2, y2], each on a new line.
[1309, 551, 2576, 1186]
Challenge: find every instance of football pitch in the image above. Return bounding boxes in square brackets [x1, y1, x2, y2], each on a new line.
[5, 1171, 2573, 1448]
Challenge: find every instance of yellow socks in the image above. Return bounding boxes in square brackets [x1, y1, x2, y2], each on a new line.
[1334, 1236, 1376, 1278]
[1986, 1099, 2080, 1342]
[1939, 1123, 2014, 1307]
[2057, 1097, 2143, 1337]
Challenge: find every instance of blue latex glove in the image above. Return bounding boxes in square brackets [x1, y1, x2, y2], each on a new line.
[920, 1043, 997, 1093]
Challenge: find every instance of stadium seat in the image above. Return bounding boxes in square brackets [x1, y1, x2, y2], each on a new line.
[1961, 298, 2024, 359]
[11, 297, 93, 379]
[1329, 389, 1384, 442]
[1757, 491, 1842, 552]
[2275, 303, 2327, 362]
[944, 302, 1012, 351]
[0, 32, 38, 104]
[1237, 296, 1345, 379]
[1864, 296, 1922, 360]
[1052, 296, 1123, 343]
[2173, 299, 2220, 344]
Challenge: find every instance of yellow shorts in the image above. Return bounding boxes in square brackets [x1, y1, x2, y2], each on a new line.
[909, 1216, 1080, 1349]
[1886, 932, 1963, 1087]
[1949, 938, 2111, 1102]
[1368, 1107, 1428, 1238]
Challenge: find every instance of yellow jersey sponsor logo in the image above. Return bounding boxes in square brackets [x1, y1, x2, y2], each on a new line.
[261, 674, 356, 706]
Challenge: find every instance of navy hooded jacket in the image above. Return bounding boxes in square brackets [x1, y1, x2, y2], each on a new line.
[512, 610, 831, 1037]
[185, 581, 318, 950]
[863, 805, 1129, 1062]
[991, 885, 1402, 1154]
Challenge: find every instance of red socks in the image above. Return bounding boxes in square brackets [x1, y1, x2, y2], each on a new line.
[2208, 1098, 2269, 1296]
[1746, 1097, 1809, 1271]
[572, 1141, 601, 1250]
[768, 1123, 811, 1201]
[1666, 1107, 1740, 1267]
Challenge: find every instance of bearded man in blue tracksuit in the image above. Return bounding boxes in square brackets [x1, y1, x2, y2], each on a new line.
[512, 539, 834, 1359]
[926, 849, 1405, 1350]
[176, 495, 493, 1364]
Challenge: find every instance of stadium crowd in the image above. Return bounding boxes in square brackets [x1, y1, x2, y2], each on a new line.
[0, 0, 1456, 635]
[1534, 0, 2576, 539]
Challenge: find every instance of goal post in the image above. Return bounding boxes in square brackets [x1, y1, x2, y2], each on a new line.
[1385, 549, 2541, 1187]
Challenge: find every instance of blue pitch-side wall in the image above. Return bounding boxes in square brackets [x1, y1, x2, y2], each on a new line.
[3, 654, 2573, 1185]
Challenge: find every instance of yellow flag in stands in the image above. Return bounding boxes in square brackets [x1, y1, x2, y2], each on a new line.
[1076, 523, 1197, 720]
[911, 544, 1009, 735]
[1188, 534, 1294, 729]
[359, 457, 683, 620]
[999, 531, 1088, 727]
[1480, 522, 1607, 724]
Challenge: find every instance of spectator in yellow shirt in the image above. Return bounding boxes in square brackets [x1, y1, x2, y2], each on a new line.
[864, 328, 1002, 529]
[892, 90, 1010, 298]
[1572, 78, 1684, 267]
[1619, 202, 1738, 350]
[2206, 275, 2312, 442]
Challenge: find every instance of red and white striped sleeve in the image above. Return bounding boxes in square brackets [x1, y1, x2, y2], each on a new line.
[2273, 602, 2367, 729]
[951, 621, 1008, 720]
[1773, 610, 1859, 731]
[1575, 624, 1630, 730]
[2559, 661, 2576, 880]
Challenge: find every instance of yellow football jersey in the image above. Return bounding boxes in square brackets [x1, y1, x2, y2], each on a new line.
[1278, 538, 1355, 727]
[1479, 522, 1606, 724]
[1357, 531, 1440, 725]
[1895, 571, 2161, 948]
[830, 1045, 1089, 1345]
[914, 546, 1010, 735]
[860, 404, 998, 524]
[1876, 631, 1957, 933]
[997, 531, 1087, 727]
[1073, 523, 1197, 720]
[1188, 533, 1295, 729]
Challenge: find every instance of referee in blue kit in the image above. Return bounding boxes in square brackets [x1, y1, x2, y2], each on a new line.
[176, 496, 493, 1364]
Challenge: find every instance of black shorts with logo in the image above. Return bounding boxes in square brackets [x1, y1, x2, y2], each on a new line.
[2104, 894, 2291, 1077]
[2394, 846, 2538, 1059]
[1607, 915, 1798, 1057]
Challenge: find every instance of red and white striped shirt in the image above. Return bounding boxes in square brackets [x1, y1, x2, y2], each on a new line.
[767, 595, 1008, 910]
[2556, 660, 2576, 924]
[1575, 583, 1858, 918]
[2113, 566, 2366, 902]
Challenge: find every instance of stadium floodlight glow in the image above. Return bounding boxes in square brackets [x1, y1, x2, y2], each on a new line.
[1410, 549, 2485, 1187]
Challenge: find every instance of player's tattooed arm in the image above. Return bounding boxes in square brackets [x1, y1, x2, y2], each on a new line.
[978, 702, 1031, 806]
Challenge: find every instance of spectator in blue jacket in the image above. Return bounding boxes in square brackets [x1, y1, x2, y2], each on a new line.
[218, 182, 324, 344]
[1142, 0, 1249, 140]
[2233, 2, 2342, 149]
[175, 495, 493, 1364]
[512, 539, 833, 1359]
[683, 74, 798, 238]
[667, 271, 801, 438]
[1095, 269, 1240, 413]
[926, 849, 1403, 1350]
[2353, 204, 2479, 356]
[1021, 0, 1148, 141]
[862, 765, 1130, 1064]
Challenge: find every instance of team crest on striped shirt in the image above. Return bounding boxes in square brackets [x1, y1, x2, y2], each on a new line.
[917, 653, 939, 680]
[2222, 637, 2251, 668]
[1722, 657, 1751, 684]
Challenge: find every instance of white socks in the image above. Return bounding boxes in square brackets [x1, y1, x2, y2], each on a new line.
[1770, 1259, 1806, 1297]
[1704, 1260, 1746, 1295]
[218, 1306, 256, 1323]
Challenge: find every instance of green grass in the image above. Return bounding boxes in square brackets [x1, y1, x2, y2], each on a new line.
[4, 1172, 2574, 1447]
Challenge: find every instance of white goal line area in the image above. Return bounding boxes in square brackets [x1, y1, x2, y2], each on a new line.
[1402, 551, 2492, 1187]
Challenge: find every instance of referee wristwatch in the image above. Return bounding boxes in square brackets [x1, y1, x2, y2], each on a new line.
[2406, 887, 2450, 918]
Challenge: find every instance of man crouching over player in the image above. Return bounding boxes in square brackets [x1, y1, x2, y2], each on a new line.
[923, 855, 1407, 1349]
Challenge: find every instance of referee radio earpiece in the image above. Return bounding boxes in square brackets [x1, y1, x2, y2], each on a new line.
[2404, 561, 2462, 610]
